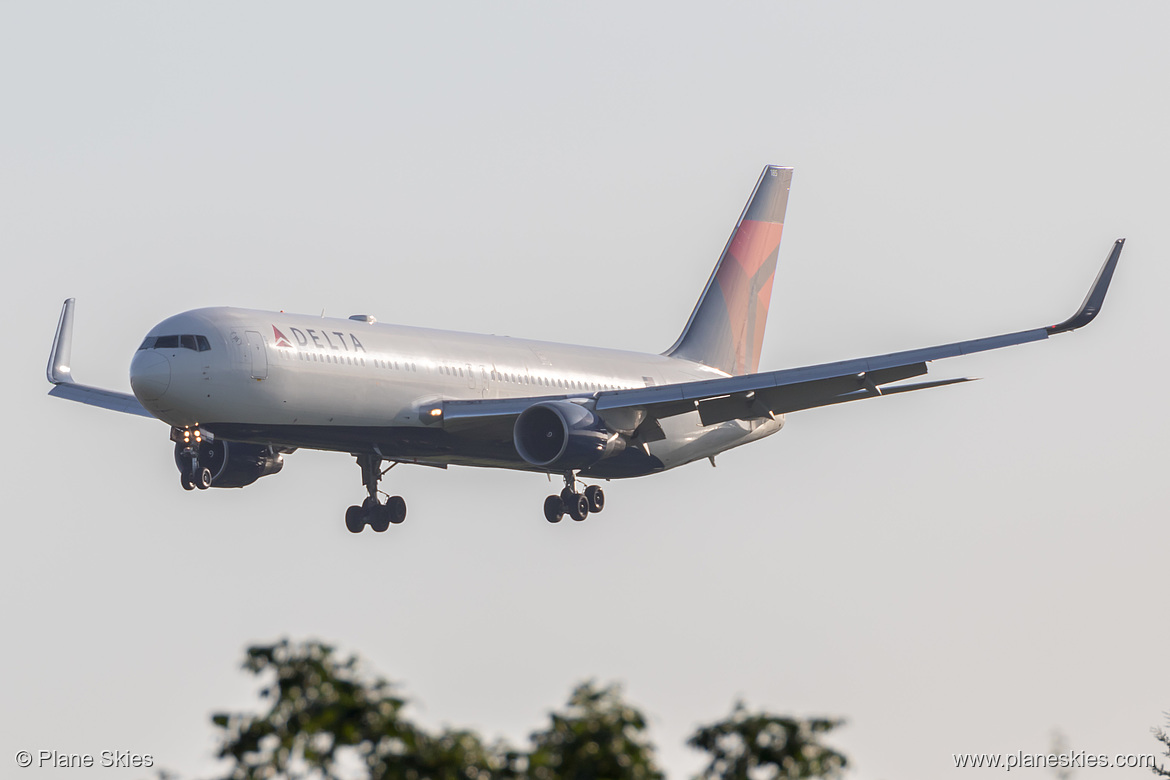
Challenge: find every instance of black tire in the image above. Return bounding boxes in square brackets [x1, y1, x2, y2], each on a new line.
[345, 505, 365, 533]
[180, 473, 196, 491]
[195, 467, 213, 490]
[568, 493, 589, 522]
[369, 505, 391, 533]
[560, 486, 577, 505]
[387, 495, 407, 524]
[544, 495, 565, 523]
[584, 485, 605, 513]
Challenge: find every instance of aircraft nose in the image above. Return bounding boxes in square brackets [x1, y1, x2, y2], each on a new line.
[130, 349, 171, 401]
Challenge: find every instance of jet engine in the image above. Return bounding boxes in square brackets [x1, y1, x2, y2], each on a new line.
[513, 400, 625, 470]
[174, 439, 285, 488]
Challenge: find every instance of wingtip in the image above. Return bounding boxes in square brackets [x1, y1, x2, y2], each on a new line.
[47, 297, 76, 385]
[1046, 239, 1124, 335]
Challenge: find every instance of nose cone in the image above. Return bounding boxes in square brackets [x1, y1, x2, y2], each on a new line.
[130, 350, 171, 402]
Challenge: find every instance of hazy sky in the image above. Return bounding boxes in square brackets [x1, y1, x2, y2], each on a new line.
[3, 3, 1168, 779]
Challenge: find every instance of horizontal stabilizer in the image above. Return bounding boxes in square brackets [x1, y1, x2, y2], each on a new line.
[773, 376, 978, 416]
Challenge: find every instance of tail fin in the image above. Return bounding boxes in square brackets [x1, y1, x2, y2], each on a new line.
[665, 165, 791, 375]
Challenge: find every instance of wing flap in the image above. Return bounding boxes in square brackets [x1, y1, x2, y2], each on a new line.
[696, 363, 930, 426]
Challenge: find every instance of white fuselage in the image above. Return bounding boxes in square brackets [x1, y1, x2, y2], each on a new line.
[129, 307, 783, 476]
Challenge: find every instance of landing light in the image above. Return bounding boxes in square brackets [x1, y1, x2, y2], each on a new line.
[429, 408, 442, 417]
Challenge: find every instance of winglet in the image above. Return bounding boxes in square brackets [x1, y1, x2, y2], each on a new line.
[1047, 239, 1124, 335]
[44, 298, 153, 418]
[47, 297, 76, 384]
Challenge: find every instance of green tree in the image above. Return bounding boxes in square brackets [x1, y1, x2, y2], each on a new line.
[1152, 712, 1170, 778]
[207, 639, 847, 780]
[686, 702, 846, 780]
[210, 639, 501, 780]
[525, 681, 665, 780]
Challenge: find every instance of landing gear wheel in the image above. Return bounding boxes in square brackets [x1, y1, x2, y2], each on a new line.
[584, 485, 605, 513]
[345, 505, 365, 534]
[567, 493, 590, 522]
[368, 505, 391, 533]
[195, 467, 213, 490]
[351, 454, 408, 535]
[544, 495, 565, 523]
[386, 495, 407, 525]
[180, 473, 196, 491]
[560, 486, 577, 505]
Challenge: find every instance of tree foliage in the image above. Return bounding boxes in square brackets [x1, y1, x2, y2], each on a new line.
[526, 682, 664, 780]
[210, 639, 501, 780]
[686, 702, 847, 780]
[208, 639, 844, 780]
[1152, 712, 1170, 778]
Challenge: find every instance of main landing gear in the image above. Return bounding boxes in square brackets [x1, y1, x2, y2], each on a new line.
[345, 454, 407, 534]
[543, 472, 605, 524]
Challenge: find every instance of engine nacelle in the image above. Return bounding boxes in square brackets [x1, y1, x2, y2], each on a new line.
[513, 400, 624, 470]
[174, 440, 285, 488]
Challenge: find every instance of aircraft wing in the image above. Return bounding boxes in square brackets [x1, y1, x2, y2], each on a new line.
[437, 239, 1124, 435]
[46, 298, 153, 418]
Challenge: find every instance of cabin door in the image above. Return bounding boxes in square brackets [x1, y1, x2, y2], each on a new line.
[245, 330, 268, 380]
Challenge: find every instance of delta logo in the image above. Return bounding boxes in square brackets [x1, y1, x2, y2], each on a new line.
[270, 324, 367, 353]
[272, 326, 294, 348]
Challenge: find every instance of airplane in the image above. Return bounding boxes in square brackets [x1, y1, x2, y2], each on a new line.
[45, 166, 1124, 533]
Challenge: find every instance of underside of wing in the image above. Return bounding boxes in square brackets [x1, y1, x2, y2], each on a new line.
[596, 238, 1124, 429]
[49, 382, 153, 417]
[432, 239, 1124, 443]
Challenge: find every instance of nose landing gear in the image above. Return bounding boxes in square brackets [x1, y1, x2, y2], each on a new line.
[174, 427, 213, 491]
[543, 472, 604, 524]
[345, 454, 407, 534]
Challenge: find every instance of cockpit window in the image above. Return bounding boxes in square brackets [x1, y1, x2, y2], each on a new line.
[139, 334, 212, 352]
